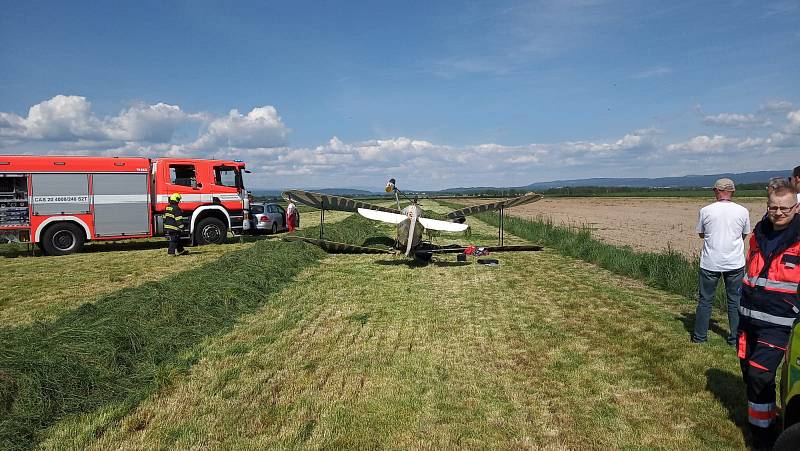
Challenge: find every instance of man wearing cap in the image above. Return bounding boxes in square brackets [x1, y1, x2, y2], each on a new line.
[692, 178, 751, 345]
[164, 192, 189, 256]
[737, 185, 800, 447]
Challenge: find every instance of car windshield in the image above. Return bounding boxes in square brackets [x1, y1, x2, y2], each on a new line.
[250, 205, 264, 214]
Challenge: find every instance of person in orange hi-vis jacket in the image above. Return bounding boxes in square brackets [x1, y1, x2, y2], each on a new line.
[737, 185, 800, 448]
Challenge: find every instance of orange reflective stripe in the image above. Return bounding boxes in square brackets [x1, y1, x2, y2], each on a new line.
[757, 339, 786, 351]
[749, 360, 770, 371]
[738, 332, 747, 359]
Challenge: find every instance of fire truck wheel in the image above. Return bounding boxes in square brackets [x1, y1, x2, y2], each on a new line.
[775, 423, 800, 451]
[41, 222, 85, 256]
[194, 217, 227, 245]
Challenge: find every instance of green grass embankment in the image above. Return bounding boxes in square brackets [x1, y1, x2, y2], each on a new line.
[0, 213, 378, 450]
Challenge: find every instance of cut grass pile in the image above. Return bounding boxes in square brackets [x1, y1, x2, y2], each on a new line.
[440, 199, 727, 309]
[0, 214, 385, 450]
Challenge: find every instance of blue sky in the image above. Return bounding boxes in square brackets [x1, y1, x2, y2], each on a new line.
[1, 0, 799, 190]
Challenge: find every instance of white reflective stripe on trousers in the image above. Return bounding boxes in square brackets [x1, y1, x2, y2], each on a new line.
[748, 417, 774, 428]
[738, 307, 795, 327]
[748, 401, 776, 412]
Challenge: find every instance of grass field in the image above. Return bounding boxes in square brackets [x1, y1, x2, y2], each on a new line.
[0, 201, 752, 449]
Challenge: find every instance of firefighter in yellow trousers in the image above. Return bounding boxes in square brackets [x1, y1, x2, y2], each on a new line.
[164, 193, 189, 256]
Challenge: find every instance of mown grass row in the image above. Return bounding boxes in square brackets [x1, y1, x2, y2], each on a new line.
[438, 200, 723, 307]
[0, 214, 376, 450]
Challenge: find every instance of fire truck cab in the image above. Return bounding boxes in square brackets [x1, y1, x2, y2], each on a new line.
[0, 156, 251, 255]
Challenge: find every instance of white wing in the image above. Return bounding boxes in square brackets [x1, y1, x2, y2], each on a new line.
[357, 208, 407, 224]
[418, 217, 469, 232]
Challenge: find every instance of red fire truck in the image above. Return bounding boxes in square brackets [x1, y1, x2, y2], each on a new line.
[0, 156, 251, 255]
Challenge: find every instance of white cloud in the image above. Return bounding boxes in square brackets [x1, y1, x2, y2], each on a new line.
[787, 110, 800, 133]
[759, 100, 794, 113]
[0, 95, 196, 143]
[0, 95, 288, 156]
[666, 134, 766, 154]
[192, 106, 289, 149]
[1, 95, 104, 141]
[702, 113, 769, 128]
[107, 102, 196, 142]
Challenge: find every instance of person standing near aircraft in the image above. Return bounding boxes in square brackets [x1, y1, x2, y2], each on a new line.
[286, 196, 297, 232]
[692, 178, 751, 345]
[164, 193, 189, 256]
[737, 185, 800, 448]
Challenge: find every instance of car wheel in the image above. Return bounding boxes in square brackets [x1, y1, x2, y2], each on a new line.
[272, 222, 278, 234]
[41, 222, 85, 256]
[775, 422, 800, 451]
[194, 217, 227, 245]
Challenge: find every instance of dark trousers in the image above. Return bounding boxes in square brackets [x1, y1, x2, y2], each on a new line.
[167, 233, 184, 255]
[692, 266, 744, 344]
[738, 320, 789, 440]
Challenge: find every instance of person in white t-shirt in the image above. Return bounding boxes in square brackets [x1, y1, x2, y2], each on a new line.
[791, 166, 800, 203]
[691, 178, 751, 345]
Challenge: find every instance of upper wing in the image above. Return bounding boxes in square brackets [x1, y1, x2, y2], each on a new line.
[445, 192, 543, 220]
[357, 208, 407, 224]
[418, 217, 469, 232]
[283, 236, 393, 254]
[283, 190, 401, 214]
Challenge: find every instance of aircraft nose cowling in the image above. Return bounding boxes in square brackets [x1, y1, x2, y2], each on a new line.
[396, 219, 423, 248]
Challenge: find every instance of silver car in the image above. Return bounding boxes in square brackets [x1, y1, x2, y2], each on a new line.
[251, 203, 287, 234]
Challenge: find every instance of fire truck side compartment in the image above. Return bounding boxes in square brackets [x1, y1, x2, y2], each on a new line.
[92, 173, 150, 236]
[31, 174, 90, 215]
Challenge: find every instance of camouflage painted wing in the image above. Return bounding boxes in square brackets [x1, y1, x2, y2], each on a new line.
[282, 190, 401, 214]
[445, 192, 543, 221]
[283, 236, 393, 254]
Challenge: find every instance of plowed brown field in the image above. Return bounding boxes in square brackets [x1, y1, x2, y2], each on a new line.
[505, 196, 766, 259]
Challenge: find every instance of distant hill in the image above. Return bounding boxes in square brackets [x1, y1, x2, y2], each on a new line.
[251, 169, 787, 197]
[312, 188, 377, 196]
[437, 170, 786, 193]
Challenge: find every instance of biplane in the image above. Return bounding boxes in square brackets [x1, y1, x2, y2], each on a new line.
[281, 179, 544, 261]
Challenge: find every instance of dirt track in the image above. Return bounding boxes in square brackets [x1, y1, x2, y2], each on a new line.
[506, 197, 766, 259]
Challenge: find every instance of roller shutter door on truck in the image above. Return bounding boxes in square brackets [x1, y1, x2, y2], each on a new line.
[31, 174, 90, 215]
[92, 173, 149, 236]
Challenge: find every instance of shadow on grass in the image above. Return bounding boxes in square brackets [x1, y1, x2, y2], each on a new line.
[705, 368, 750, 445]
[374, 258, 431, 268]
[676, 312, 731, 342]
